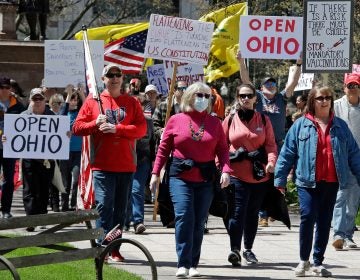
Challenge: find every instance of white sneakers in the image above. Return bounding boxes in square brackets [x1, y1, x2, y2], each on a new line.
[175, 267, 200, 278]
[295, 261, 332, 278]
[312, 265, 332, 277]
[294, 260, 310, 277]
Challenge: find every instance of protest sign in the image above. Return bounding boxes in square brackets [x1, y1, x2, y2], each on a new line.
[240, 16, 303, 59]
[288, 66, 314, 91]
[144, 14, 214, 65]
[303, 0, 354, 73]
[3, 114, 70, 160]
[163, 61, 205, 90]
[146, 64, 168, 96]
[44, 40, 104, 87]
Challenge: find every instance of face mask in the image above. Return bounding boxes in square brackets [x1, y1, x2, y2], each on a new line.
[194, 97, 209, 112]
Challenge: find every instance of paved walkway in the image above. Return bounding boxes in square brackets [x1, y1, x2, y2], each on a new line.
[5, 189, 360, 279]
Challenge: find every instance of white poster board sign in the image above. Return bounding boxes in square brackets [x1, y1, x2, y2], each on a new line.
[288, 66, 314, 91]
[144, 14, 214, 65]
[44, 40, 104, 87]
[240, 16, 303, 59]
[3, 114, 70, 160]
[303, 0, 354, 73]
[146, 64, 168, 96]
[163, 61, 205, 90]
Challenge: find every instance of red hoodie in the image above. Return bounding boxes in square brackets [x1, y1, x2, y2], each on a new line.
[73, 90, 147, 172]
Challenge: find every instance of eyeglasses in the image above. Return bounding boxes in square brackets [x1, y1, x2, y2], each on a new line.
[105, 73, 122, 78]
[0, 85, 11, 90]
[195, 92, 211, 99]
[238, 94, 255, 99]
[314, 96, 332, 102]
[177, 87, 187, 91]
[264, 81, 276, 88]
[346, 83, 359, 89]
[32, 97, 45, 102]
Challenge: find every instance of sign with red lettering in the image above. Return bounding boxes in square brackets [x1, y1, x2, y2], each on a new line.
[303, 0, 354, 73]
[240, 16, 303, 59]
[144, 14, 214, 65]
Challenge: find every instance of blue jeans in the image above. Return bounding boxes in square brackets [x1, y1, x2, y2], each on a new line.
[332, 175, 360, 240]
[93, 171, 133, 240]
[297, 182, 338, 266]
[126, 158, 151, 225]
[225, 178, 269, 251]
[169, 177, 213, 269]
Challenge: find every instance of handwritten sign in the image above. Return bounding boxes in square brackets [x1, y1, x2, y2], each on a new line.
[3, 114, 70, 160]
[163, 61, 205, 90]
[344, 64, 360, 82]
[303, 0, 354, 73]
[146, 64, 168, 96]
[144, 14, 214, 65]
[44, 40, 104, 87]
[288, 66, 314, 91]
[240, 16, 303, 59]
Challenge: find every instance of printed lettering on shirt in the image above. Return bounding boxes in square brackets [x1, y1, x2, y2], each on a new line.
[105, 107, 126, 124]
[262, 104, 280, 114]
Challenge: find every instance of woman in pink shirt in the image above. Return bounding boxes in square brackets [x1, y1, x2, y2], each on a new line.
[150, 82, 231, 278]
[223, 84, 277, 267]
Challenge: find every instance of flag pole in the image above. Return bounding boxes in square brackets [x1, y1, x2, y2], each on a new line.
[82, 25, 103, 115]
[152, 61, 178, 221]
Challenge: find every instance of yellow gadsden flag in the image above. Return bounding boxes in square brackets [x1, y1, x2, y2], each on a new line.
[200, 2, 247, 82]
[74, 22, 149, 44]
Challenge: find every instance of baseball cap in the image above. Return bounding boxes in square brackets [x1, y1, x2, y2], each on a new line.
[130, 78, 140, 85]
[145, 84, 159, 95]
[262, 77, 276, 85]
[0, 76, 11, 87]
[345, 74, 360, 85]
[102, 64, 122, 76]
[29, 88, 45, 100]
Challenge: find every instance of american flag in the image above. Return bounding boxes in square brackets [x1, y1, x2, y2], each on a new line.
[104, 29, 147, 74]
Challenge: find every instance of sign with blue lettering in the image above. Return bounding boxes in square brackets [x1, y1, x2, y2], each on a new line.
[3, 114, 70, 159]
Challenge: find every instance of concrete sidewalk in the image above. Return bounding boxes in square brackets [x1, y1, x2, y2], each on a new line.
[5, 189, 360, 280]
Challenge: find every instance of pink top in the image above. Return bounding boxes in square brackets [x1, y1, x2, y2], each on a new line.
[152, 111, 231, 182]
[223, 112, 278, 183]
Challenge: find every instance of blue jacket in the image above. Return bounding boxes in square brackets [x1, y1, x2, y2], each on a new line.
[274, 116, 360, 189]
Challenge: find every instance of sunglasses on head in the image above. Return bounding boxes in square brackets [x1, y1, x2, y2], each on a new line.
[264, 81, 276, 87]
[0, 85, 11, 90]
[346, 83, 359, 89]
[314, 96, 332, 102]
[238, 93, 255, 99]
[105, 72, 122, 78]
[196, 92, 211, 99]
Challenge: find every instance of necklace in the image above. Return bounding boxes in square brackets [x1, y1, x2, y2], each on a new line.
[189, 120, 205, 141]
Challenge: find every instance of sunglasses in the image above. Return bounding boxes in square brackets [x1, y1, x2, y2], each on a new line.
[264, 81, 276, 87]
[238, 93, 255, 99]
[195, 92, 211, 99]
[177, 87, 187, 91]
[0, 85, 11, 90]
[105, 73, 122, 78]
[314, 96, 332, 102]
[346, 83, 359, 89]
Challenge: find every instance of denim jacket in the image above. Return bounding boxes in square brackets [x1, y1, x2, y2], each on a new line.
[274, 116, 360, 189]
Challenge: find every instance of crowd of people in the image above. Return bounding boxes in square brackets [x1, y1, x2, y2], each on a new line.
[0, 57, 359, 278]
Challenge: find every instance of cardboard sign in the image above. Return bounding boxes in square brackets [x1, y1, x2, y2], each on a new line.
[44, 40, 104, 87]
[163, 61, 205, 90]
[146, 64, 168, 96]
[303, 0, 354, 73]
[240, 16, 303, 59]
[144, 14, 214, 65]
[288, 65, 314, 91]
[3, 114, 70, 160]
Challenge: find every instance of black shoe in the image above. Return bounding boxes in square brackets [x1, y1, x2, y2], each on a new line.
[2, 212, 13, 219]
[26, 226, 35, 232]
[134, 223, 146, 234]
[228, 250, 241, 267]
[243, 250, 258, 264]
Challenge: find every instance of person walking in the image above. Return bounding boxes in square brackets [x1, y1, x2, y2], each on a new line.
[149, 82, 231, 278]
[332, 74, 360, 250]
[223, 84, 277, 267]
[275, 86, 360, 277]
[73, 64, 147, 262]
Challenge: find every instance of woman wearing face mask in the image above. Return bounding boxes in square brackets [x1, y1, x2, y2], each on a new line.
[149, 82, 231, 278]
[223, 84, 277, 267]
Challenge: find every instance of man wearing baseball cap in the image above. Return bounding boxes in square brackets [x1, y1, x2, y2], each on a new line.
[332, 73, 360, 250]
[129, 78, 141, 95]
[73, 64, 147, 262]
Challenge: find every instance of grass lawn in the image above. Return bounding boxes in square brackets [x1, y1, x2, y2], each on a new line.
[0, 245, 142, 280]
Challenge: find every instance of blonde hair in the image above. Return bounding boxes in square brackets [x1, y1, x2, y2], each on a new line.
[49, 93, 64, 105]
[180, 82, 212, 113]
